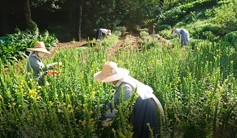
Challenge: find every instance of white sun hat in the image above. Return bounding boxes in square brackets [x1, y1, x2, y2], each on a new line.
[94, 62, 129, 83]
[27, 41, 51, 54]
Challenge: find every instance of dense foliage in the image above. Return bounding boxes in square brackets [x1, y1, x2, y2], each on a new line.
[158, 0, 237, 47]
[0, 21, 57, 65]
[1, 0, 237, 137]
[156, 0, 217, 28]
[1, 31, 237, 137]
[0, 0, 163, 41]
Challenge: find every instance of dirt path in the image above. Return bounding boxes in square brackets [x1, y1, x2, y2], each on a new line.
[53, 33, 170, 59]
[107, 33, 141, 59]
[45, 41, 88, 59]
[51, 33, 141, 60]
[57, 41, 89, 48]
[106, 36, 125, 57]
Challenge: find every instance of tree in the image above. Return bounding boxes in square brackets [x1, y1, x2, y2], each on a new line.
[78, 0, 82, 41]
[23, 0, 32, 24]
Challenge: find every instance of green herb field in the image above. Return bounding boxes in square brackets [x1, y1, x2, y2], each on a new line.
[1, 0, 237, 137]
[1, 32, 237, 138]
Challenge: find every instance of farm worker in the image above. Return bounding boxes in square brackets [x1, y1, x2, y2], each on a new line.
[26, 41, 62, 86]
[171, 28, 190, 46]
[94, 62, 165, 138]
[96, 28, 111, 41]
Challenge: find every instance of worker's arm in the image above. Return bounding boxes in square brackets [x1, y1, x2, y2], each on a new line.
[105, 34, 111, 39]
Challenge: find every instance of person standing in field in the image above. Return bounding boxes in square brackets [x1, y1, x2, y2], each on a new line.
[96, 28, 111, 41]
[94, 62, 165, 138]
[26, 41, 62, 86]
[171, 28, 190, 46]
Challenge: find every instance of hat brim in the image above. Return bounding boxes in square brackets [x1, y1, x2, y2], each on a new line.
[27, 48, 51, 54]
[94, 68, 129, 83]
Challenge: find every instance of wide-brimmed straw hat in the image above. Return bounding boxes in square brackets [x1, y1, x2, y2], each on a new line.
[27, 41, 51, 54]
[94, 62, 129, 83]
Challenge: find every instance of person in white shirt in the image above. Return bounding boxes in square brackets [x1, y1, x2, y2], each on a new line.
[94, 62, 165, 138]
[171, 28, 190, 47]
[96, 28, 111, 41]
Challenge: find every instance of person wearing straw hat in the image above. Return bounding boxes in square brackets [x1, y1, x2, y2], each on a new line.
[171, 28, 190, 47]
[96, 28, 112, 41]
[94, 62, 165, 138]
[26, 41, 62, 86]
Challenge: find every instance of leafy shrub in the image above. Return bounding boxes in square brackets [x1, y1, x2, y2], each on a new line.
[224, 31, 237, 43]
[162, 0, 197, 11]
[0, 21, 57, 65]
[139, 30, 151, 43]
[201, 24, 222, 36]
[112, 26, 126, 36]
[202, 31, 215, 41]
[138, 30, 163, 51]
[143, 40, 162, 51]
[205, 8, 215, 17]
[214, 2, 237, 29]
[156, 0, 217, 28]
[160, 29, 175, 39]
[155, 24, 171, 32]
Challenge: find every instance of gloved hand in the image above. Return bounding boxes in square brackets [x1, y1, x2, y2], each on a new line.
[96, 102, 113, 113]
[108, 102, 113, 113]
[94, 102, 117, 118]
[52, 62, 63, 67]
[105, 109, 118, 118]
[95, 104, 107, 109]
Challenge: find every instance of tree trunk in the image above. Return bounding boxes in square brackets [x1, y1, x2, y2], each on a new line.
[78, 1, 82, 42]
[23, 0, 32, 24]
[160, 0, 164, 7]
[0, 1, 7, 36]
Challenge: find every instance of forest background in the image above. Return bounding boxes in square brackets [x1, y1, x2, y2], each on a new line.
[1, 0, 165, 41]
[1, 0, 237, 137]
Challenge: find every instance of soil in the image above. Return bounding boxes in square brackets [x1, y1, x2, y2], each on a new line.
[48, 31, 174, 60]
[106, 32, 141, 59]
[44, 41, 89, 59]
[50, 32, 142, 59]
[57, 41, 88, 48]
[106, 36, 126, 58]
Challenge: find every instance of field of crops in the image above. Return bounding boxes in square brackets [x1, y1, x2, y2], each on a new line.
[1, 32, 237, 138]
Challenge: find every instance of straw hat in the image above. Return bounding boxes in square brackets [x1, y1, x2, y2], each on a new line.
[27, 41, 51, 54]
[94, 62, 129, 83]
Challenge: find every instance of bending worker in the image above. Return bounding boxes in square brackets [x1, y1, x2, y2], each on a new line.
[96, 28, 111, 41]
[94, 62, 165, 138]
[171, 28, 190, 46]
[26, 41, 62, 86]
